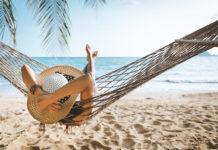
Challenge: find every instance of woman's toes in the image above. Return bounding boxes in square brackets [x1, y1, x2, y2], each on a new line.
[92, 51, 98, 58]
[85, 44, 91, 55]
[86, 44, 91, 50]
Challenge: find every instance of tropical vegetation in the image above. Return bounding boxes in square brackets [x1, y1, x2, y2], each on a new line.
[0, 0, 106, 48]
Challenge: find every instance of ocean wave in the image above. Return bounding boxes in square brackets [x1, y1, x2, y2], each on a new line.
[158, 79, 218, 84]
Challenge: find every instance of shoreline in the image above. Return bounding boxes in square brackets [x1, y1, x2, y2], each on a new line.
[0, 92, 217, 149]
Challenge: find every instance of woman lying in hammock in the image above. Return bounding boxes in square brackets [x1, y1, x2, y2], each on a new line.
[21, 44, 98, 125]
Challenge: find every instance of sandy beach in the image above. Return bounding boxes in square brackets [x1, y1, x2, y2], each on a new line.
[0, 0, 218, 149]
[0, 92, 217, 150]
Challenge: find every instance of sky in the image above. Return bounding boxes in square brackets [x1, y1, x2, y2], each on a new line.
[2, 0, 218, 57]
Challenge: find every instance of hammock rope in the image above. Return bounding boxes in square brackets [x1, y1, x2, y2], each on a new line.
[175, 39, 218, 46]
[0, 20, 218, 124]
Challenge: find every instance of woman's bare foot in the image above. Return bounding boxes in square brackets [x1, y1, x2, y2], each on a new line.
[85, 44, 98, 61]
[92, 51, 98, 60]
[85, 44, 92, 60]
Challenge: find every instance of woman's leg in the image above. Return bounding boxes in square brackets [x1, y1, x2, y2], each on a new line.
[82, 44, 97, 78]
[81, 44, 97, 98]
[72, 44, 98, 123]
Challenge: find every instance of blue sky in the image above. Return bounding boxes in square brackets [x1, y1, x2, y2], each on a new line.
[2, 0, 218, 56]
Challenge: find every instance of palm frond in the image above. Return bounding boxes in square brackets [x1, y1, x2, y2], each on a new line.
[0, 0, 16, 46]
[84, 0, 106, 7]
[26, 0, 71, 49]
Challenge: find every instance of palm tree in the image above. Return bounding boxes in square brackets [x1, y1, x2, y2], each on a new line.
[0, 0, 106, 48]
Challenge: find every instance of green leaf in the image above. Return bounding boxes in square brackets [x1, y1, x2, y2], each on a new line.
[0, 0, 17, 46]
[84, 0, 106, 7]
[26, 0, 71, 50]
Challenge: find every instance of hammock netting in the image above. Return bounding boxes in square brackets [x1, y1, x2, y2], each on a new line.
[0, 21, 218, 124]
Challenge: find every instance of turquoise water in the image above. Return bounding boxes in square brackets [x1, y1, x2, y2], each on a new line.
[1, 56, 218, 97]
[34, 57, 139, 78]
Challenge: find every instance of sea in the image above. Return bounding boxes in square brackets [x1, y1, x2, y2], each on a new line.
[0, 55, 218, 98]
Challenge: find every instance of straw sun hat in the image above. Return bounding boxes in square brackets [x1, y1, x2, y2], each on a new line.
[27, 65, 84, 124]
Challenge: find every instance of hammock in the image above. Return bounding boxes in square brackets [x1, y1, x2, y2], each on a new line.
[0, 20, 218, 125]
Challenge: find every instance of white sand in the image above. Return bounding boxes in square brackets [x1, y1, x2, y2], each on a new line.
[0, 92, 217, 150]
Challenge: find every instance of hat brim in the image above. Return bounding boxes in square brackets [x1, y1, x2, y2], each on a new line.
[27, 65, 84, 124]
